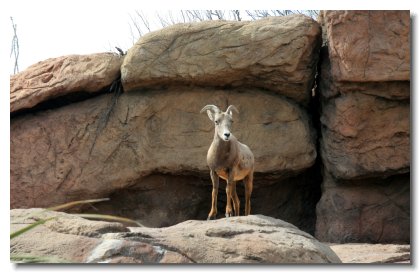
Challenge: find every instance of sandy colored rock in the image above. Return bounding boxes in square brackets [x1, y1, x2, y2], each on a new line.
[320, 92, 409, 180]
[315, 172, 409, 244]
[329, 243, 410, 263]
[11, 208, 128, 237]
[10, 53, 123, 113]
[319, 10, 410, 82]
[122, 15, 321, 105]
[11, 87, 316, 209]
[11, 209, 113, 263]
[11, 209, 339, 263]
[10, 209, 191, 263]
[109, 214, 341, 263]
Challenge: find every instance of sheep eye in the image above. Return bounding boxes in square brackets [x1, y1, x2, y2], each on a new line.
[215, 121, 219, 125]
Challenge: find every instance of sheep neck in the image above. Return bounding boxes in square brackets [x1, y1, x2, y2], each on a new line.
[210, 129, 236, 169]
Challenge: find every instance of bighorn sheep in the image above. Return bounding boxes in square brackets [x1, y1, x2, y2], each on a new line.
[200, 104, 254, 219]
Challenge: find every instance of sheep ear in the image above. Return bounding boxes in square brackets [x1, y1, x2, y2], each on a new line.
[207, 110, 215, 121]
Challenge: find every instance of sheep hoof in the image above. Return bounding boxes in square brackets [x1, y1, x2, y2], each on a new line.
[207, 215, 216, 220]
[225, 213, 232, 218]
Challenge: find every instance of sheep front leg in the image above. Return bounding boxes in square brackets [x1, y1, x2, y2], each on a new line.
[225, 182, 234, 217]
[225, 172, 235, 218]
[231, 182, 240, 216]
[207, 170, 219, 220]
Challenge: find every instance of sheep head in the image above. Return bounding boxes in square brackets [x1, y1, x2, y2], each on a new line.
[201, 104, 239, 141]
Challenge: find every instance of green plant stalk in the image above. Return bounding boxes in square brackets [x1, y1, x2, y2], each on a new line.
[10, 198, 111, 240]
[46, 197, 110, 211]
[10, 217, 55, 239]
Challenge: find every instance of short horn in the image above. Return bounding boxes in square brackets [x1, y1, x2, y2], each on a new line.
[200, 105, 220, 114]
[225, 105, 239, 115]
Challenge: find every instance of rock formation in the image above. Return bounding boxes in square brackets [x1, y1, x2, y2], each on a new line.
[9, 11, 411, 252]
[10, 14, 321, 234]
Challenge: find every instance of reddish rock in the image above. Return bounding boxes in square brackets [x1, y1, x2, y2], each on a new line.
[317, 15, 410, 180]
[10, 53, 123, 113]
[316, 10, 410, 245]
[318, 47, 410, 100]
[319, 10, 410, 82]
[320, 91, 409, 180]
[315, 172, 410, 244]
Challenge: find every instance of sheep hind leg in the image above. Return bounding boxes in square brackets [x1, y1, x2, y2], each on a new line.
[231, 182, 240, 216]
[244, 172, 253, 216]
[207, 170, 219, 220]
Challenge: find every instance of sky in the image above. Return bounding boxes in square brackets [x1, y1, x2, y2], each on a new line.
[7, 2, 155, 72]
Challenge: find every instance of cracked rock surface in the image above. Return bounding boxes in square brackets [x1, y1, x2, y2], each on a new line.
[11, 87, 316, 210]
[121, 15, 321, 105]
[315, 11, 410, 244]
[319, 11, 410, 82]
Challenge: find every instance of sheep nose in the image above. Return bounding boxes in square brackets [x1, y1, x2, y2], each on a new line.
[224, 133, 230, 138]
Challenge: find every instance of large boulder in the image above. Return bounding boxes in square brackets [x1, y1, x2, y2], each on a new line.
[121, 15, 322, 105]
[10, 53, 123, 113]
[319, 10, 410, 82]
[11, 87, 316, 213]
[11, 209, 341, 263]
[110, 214, 341, 263]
